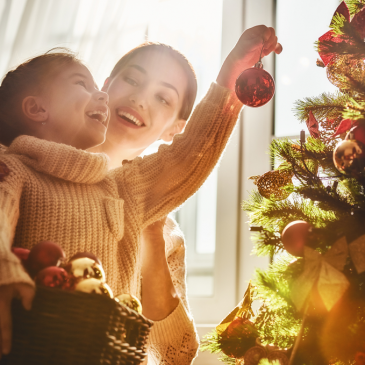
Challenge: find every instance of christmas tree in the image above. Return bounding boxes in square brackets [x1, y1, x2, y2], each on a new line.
[201, 2, 365, 365]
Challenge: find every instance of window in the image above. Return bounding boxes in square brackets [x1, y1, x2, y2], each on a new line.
[275, 0, 338, 137]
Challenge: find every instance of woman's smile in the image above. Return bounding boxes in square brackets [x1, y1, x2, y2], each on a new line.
[116, 106, 145, 129]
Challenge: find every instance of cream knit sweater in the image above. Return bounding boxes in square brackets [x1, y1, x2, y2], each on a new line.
[0, 83, 242, 363]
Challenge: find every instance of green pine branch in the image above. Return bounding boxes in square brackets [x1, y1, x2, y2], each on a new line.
[293, 92, 349, 123]
[316, 13, 365, 59]
[345, 0, 365, 16]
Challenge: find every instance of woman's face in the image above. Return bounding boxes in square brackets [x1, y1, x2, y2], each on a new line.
[105, 49, 188, 153]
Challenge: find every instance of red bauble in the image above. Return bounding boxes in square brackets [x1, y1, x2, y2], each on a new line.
[35, 266, 68, 288]
[27, 241, 65, 277]
[69, 251, 101, 265]
[346, 125, 365, 146]
[235, 62, 275, 107]
[281, 221, 312, 256]
[12, 247, 30, 266]
[220, 318, 258, 358]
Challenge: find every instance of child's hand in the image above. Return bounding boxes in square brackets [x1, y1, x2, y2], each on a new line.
[0, 283, 34, 358]
[141, 217, 167, 244]
[217, 25, 282, 91]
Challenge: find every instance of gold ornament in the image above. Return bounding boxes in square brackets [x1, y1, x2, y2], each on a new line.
[115, 293, 142, 314]
[75, 278, 113, 298]
[327, 55, 365, 92]
[66, 257, 105, 281]
[291, 236, 349, 312]
[249, 169, 293, 201]
[333, 139, 365, 175]
[217, 283, 254, 335]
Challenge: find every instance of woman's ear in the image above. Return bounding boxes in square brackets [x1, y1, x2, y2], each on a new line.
[161, 119, 187, 142]
[22, 96, 48, 123]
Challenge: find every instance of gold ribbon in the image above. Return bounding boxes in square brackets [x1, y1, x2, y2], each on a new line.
[291, 236, 349, 312]
[349, 234, 365, 274]
[216, 282, 254, 335]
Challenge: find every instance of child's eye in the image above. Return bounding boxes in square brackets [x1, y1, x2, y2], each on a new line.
[124, 77, 138, 87]
[76, 80, 87, 88]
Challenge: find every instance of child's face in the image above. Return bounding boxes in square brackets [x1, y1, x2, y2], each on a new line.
[105, 49, 188, 153]
[42, 63, 109, 150]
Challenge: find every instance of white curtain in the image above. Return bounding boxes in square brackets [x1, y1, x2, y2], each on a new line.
[0, 0, 155, 86]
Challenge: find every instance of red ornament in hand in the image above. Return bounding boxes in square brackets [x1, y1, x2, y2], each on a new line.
[235, 61, 275, 107]
[281, 221, 312, 257]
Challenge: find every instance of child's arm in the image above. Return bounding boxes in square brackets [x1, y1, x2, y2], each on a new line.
[0, 157, 35, 358]
[141, 217, 179, 320]
[113, 25, 281, 229]
[145, 217, 199, 364]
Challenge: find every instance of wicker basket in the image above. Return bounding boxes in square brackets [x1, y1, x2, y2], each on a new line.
[0, 286, 153, 365]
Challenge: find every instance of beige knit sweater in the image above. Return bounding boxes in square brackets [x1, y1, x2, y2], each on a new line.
[0, 82, 242, 362]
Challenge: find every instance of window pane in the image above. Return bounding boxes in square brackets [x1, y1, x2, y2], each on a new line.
[275, 0, 338, 137]
[146, 0, 223, 298]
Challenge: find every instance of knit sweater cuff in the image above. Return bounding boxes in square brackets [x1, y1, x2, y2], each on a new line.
[206, 82, 243, 114]
[0, 258, 34, 287]
[148, 300, 196, 344]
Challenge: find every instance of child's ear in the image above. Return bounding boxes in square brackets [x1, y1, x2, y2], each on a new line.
[161, 119, 187, 142]
[22, 96, 48, 123]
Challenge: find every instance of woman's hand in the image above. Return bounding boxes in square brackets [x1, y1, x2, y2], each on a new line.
[141, 217, 179, 321]
[0, 283, 34, 358]
[217, 25, 282, 91]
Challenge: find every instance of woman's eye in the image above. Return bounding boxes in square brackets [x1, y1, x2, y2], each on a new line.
[157, 95, 168, 105]
[125, 77, 138, 87]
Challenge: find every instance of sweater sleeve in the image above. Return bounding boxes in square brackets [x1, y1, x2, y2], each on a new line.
[0, 156, 34, 287]
[112, 83, 242, 229]
[146, 218, 199, 365]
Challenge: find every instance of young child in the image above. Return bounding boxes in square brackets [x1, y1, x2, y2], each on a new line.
[0, 25, 282, 358]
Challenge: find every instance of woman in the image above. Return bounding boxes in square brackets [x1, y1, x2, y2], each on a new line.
[89, 25, 282, 364]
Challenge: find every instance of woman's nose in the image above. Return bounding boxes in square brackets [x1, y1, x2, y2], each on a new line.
[129, 92, 146, 110]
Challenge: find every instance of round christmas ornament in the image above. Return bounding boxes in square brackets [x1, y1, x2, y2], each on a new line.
[35, 266, 68, 288]
[65, 257, 105, 281]
[346, 124, 365, 146]
[355, 352, 365, 365]
[27, 241, 65, 277]
[243, 346, 267, 365]
[249, 169, 293, 201]
[74, 278, 113, 298]
[219, 318, 258, 358]
[267, 351, 289, 365]
[235, 61, 275, 107]
[115, 293, 142, 314]
[333, 139, 365, 175]
[327, 55, 365, 92]
[281, 221, 312, 257]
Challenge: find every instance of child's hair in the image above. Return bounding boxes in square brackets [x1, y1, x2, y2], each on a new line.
[107, 42, 197, 121]
[0, 48, 82, 146]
